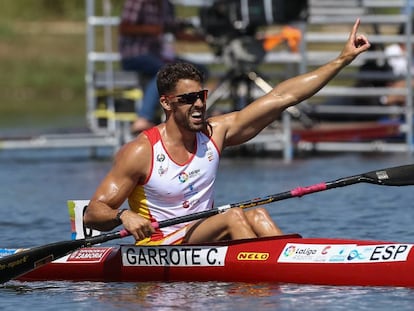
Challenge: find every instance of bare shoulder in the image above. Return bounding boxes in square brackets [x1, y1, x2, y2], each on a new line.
[208, 112, 238, 130]
[112, 133, 152, 182]
[117, 133, 151, 158]
[207, 112, 237, 148]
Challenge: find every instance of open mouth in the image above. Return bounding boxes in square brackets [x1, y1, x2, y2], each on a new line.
[190, 111, 203, 122]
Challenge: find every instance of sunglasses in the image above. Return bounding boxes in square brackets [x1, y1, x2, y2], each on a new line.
[166, 89, 208, 105]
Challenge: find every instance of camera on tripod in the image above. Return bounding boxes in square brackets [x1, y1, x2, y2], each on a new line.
[199, 0, 308, 68]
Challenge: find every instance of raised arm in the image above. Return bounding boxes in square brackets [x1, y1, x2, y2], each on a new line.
[217, 19, 371, 147]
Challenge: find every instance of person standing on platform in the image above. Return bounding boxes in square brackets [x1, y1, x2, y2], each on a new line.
[119, 0, 207, 135]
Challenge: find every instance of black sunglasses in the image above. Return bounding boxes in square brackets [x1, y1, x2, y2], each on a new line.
[166, 89, 208, 105]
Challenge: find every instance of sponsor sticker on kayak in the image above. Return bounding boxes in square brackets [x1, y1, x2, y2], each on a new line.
[237, 252, 270, 261]
[278, 243, 413, 263]
[66, 247, 113, 262]
[50, 247, 113, 263]
[121, 246, 228, 267]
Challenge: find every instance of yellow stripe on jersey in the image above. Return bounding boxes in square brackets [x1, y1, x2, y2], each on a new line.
[128, 185, 151, 219]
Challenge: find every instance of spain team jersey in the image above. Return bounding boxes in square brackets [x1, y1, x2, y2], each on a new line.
[128, 127, 220, 244]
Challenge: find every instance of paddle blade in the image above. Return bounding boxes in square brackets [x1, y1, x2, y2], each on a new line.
[361, 164, 414, 186]
[0, 239, 85, 284]
[0, 230, 128, 284]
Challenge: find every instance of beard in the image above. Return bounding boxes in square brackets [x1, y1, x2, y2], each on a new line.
[174, 106, 206, 132]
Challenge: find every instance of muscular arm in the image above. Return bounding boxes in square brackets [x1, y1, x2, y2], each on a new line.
[214, 19, 371, 147]
[84, 136, 153, 240]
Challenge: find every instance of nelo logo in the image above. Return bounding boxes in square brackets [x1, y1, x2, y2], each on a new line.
[237, 252, 269, 261]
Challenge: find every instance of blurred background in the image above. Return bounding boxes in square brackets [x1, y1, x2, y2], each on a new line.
[0, 0, 88, 129]
[0, 1, 201, 130]
[0, 1, 412, 161]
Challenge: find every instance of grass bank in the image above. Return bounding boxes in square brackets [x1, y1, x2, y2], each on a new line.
[0, 1, 124, 130]
[0, 20, 87, 129]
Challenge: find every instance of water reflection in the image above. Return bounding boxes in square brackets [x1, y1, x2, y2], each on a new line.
[101, 282, 282, 310]
[3, 281, 283, 310]
[4, 281, 414, 311]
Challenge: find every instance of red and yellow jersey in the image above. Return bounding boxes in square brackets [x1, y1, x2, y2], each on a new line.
[128, 127, 220, 244]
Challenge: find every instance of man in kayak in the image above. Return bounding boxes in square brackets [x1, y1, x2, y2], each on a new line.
[84, 19, 370, 245]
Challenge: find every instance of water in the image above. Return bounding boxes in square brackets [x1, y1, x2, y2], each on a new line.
[1, 149, 414, 310]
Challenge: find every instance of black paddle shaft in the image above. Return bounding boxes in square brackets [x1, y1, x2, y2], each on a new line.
[157, 164, 414, 229]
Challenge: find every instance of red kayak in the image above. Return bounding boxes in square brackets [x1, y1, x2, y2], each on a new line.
[13, 234, 414, 287]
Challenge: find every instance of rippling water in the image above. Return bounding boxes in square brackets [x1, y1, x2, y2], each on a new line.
[1, 149, 414, 310]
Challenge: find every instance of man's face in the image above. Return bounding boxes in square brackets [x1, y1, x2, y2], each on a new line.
[165, 79, 207, 131]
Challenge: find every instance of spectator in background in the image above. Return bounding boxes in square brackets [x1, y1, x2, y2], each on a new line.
[310, 43, 393, 122]
[119, 0, 208, 135]
[314, 19, 414, 122]
[382, 20, 414, 105]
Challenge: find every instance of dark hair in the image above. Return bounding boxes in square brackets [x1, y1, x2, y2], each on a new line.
[156, 62, 204, 95]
